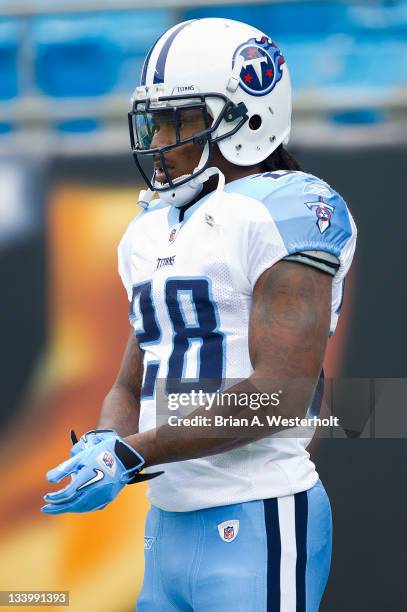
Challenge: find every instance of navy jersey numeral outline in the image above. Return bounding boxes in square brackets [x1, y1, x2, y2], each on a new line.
[254, 170, 298, 180]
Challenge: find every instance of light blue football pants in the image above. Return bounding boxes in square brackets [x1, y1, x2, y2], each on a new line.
[137, 479, 332, 611]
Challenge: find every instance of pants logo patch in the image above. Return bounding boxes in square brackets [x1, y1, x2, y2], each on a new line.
[217, 520, 239, 542]
[144, 537, 154, 550]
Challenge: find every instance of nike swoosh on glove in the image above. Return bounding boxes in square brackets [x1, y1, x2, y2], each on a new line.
[41, 435, 163, 514]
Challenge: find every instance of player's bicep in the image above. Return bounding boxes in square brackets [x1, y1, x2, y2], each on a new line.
[248, 260, 332, 380]
[114, 330, 144, 396]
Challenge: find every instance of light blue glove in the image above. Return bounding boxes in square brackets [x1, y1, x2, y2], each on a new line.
[69, 428, 117, 456]
[41, 433, 163, 514]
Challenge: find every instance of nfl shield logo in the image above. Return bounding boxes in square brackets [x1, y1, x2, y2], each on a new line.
[102, 451, 114, 469]
[168, 222, 181, 244]
[224, 526, 234, 540]
[217, 519, 240, 542]
[97, 450, 117, 476]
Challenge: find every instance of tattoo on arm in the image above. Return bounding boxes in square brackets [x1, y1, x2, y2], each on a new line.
[249, 260, 332, 378]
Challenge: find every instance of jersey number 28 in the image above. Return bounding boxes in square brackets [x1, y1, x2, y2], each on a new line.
[130, 278, 224, 397]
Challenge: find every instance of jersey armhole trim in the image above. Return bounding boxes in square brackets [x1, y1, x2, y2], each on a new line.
[283, 251, 340, 276]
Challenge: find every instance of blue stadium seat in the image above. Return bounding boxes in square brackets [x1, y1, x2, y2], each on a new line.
[182, 2, 352, 36]
[182, 1, 407, 38]
[56, 118, 101, 133]
[280, 35, 407, 92]
[108, 11, 174, 91]
[33, 15, 122, 97]
[330, 109, 386, 125]
[0, 20, 19, 100]
[32, 11, 174, 98]
[0, 122, 13, 133]
[347, 1, 407, 39]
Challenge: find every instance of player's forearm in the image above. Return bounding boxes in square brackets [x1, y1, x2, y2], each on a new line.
[97, 384, 140, 437]
[124, 375, 316, 467]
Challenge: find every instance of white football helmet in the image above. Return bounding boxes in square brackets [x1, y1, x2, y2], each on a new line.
[128, 18, 292, 207]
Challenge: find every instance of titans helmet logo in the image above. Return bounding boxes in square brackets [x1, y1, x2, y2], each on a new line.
[232, 36, 285, 97]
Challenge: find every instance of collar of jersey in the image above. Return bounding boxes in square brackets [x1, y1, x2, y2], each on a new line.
[166, 172, 226, 227]
[163, 171, 263, 228]
[175, 172, 262, 225]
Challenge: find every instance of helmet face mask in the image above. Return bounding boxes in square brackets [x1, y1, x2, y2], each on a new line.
[128, 92, 248, 192]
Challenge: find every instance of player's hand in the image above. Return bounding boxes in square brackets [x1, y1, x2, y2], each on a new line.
[41, 434, 163, 514]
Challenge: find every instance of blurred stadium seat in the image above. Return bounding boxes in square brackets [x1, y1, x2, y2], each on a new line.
[32, 10, 173, 98]
[109, 11, 174, 92]
[33, 16, 122, 97]
[56, 118, 102, 132]
[182, 1, 354, 35]
[0, 19, 19, 100]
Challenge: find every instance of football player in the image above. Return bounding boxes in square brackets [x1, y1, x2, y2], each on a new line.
[43, 18, 356, 611]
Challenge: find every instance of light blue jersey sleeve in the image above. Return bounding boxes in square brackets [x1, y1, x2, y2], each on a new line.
[225, 170, 356, 280]
[225, 170, 357, 335]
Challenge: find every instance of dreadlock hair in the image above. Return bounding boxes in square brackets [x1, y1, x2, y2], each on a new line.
[261, 143, 304, 172]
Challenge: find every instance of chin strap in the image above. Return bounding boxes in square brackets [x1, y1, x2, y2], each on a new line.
[137, 167, 225, 210]
[137, 188, 156, 209]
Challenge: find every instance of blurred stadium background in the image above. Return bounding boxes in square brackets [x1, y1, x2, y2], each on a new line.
[0, 1, 406, 610]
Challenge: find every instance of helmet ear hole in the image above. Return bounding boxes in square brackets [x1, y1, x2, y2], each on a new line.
[249, 114, 262, 130]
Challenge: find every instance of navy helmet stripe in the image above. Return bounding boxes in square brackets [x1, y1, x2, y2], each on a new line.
[153, 20, 194, 84]
[264, 498, 281, 611]
[294, 491, 308, 611]
[141, 38, 159, 86]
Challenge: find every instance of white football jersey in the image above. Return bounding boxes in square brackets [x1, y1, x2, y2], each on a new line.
[118, 170, 357, 511]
